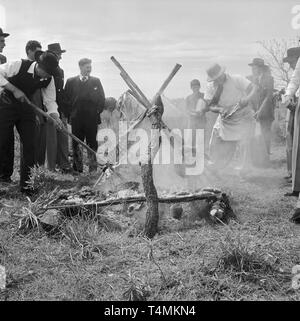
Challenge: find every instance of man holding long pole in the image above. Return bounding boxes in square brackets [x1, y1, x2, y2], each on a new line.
[0, 51, 62, 195]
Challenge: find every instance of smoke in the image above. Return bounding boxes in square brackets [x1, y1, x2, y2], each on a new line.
[97, 91, 221, 194]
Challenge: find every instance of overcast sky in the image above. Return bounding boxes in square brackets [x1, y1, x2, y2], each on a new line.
[0, 0, 299, 98]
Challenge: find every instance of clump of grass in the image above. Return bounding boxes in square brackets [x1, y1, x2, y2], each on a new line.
[97, 215, 123, 232]
[122, 271, 149, 301]
[17, 198, 41, 234]
[27, 166, 58, 191]
[216, 227, 291, 292]
[218, 229, 273, 275]
[15, 189, 61, 234]
[27, 165, 74, 195]
[63, 217, 106, 261]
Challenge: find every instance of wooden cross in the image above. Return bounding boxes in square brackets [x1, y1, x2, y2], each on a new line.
[100, 57, 182, 238]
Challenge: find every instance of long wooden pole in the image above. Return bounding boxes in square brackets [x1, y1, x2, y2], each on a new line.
[26, 101, 107, 166]
[112, 59, 181, 158]
[45, 192, 218, 211]
[111, 56, 151, 107]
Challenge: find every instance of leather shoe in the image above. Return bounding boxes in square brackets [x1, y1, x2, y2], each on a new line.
[291, 208, 300, 224]
[284, 191, 299, 197]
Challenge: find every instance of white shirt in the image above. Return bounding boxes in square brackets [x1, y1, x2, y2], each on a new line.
[0, 60, 58, 115]
[79, 74, 89, 82]
[286, 58, 300, 96]
[204, 74, 251, 111]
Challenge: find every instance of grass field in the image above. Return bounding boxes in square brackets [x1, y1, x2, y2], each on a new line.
[0, 142, 299, 301]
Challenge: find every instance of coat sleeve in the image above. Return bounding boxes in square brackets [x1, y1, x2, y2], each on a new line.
[286, 59, 300, 96]
[258, 75, 274, 120]
[63, 78, 73, 118]
[96, 78, 105, 114]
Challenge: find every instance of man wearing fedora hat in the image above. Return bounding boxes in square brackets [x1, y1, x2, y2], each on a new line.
[248, 58, 274, 160]
[45, 43, 72, 174]
[0, 50, 63, 195]
[0, 28, 9, 64]
[282, 47, 300, 183]
[204, 63, 257, 175]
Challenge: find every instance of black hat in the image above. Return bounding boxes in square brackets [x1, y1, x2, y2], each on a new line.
[36, 50, 59, 76]
[47, 43, 66, 54]
[283, 47, 300, 63]
[0, 28, 9, 38]
[248, 58, 267, 67]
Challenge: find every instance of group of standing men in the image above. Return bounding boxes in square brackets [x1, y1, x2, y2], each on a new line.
[0, 28, 105, 195]
[184, 47, 300, 219]
[185, 57, 275, 176]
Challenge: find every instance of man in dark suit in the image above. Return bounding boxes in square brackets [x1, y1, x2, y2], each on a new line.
[0, 28, 8, 64]
[46, 43, 72, 173]
[64, 58, 105, 173]
[0, 28, 13, 184]
[249, 58, 275, 158]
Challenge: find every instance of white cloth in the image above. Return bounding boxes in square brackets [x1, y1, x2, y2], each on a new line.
[0, 60, 58, 115]
[204, 74, 254, 141]
[204, 74, 251, 110]
[286, 59, 300, 96]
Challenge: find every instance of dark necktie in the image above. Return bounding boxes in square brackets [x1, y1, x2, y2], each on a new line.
[82, 76, 88, 82]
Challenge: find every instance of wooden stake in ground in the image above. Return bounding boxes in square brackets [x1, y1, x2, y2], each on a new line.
[111, 57, 181, 239]
[141, 104, 163, 239]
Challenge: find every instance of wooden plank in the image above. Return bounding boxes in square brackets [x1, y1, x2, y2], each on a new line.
[45, 192, 218, 211]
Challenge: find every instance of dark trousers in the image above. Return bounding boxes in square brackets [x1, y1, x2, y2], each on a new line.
[19, 118, 46, 173]
[46, 115, 70, 171]
[0, 101, 36, 189]
[71, 106, 98, 173]
[259, 120, 273, 156]
[0, 131, 14, 180]
[286, 111, 295, 175]
[35, 121, 47, 166]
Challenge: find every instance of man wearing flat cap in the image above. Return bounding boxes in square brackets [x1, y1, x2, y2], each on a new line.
[248, 58, 275, 162]
[204, 63, 257, 176]
[0, 51, 63, 195]
[46, 43, 72, 173]
[282, 47, 300, 183]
